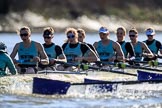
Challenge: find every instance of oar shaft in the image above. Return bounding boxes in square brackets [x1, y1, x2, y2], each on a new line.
[99, 61, 162, 72]
[88, 66, 137, 76]
[72, 79, 162, 85]
[126, 65, 162, 72]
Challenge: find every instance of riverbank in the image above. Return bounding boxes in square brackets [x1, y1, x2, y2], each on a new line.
[1, 11, 162, 33]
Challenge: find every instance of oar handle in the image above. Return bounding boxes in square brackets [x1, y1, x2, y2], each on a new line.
[157, 55, 162, 59]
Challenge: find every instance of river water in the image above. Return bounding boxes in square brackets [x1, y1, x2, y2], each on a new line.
[0, 32, 162, 108]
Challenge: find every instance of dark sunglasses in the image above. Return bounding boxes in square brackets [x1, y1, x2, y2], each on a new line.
[99, 33, 107, 35]
[147, 35, 153, 37]
[67, 35, 75, 38]
[43, 36, 51, 39]
[20, 33, 28, 37]
[129, 35, 136, 37]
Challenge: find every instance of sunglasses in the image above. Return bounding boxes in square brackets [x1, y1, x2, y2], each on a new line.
[99, 33, 107, 35]
[43, 36, 51, 39]
[67, 34, 75, 38]
[20, 33, 28, 37]
[147, 35, 153, 37]
[129, 35, 136, 37]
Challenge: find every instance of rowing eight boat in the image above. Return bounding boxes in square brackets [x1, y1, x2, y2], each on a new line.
[32, 70, 162, 95]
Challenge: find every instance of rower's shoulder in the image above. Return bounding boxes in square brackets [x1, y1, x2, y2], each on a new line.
[32, 41, 42, 47]
[93, 41, 99, 47]
[112, 40, 120, 46]
[155, 39, 162, 44]
[14, 42, 21, 48]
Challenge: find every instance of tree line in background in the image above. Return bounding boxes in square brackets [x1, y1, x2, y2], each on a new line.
[0, 0, 162, 22]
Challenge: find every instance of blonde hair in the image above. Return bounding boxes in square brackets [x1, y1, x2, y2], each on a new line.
[43, 27, 55, 35]
[145, 27, 154, 31]
[17, 26, 31, 35]
[129, 27, 138, 34]
[77, 28, 86, 38]
[65, 27, 78, 37]
[116, 26, 126, 35]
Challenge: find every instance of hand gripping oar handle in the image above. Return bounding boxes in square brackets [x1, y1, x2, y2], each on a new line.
[55, 61, 137, 76]
[80, 64, 137, 76]
[97, 61, 162, 72]
[130, 60, 162, 66]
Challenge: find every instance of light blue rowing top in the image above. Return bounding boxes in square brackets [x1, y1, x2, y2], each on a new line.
[64, 43, 82, 63]
[96, 40, 115, 61]
[18, 41, 38, 64]
[143, 40, 158, 54]
[133, 41, 143, 61]
[44, 44, 56, 59]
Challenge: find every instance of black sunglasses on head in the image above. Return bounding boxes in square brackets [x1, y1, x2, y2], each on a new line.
[20, 33, 28, 37]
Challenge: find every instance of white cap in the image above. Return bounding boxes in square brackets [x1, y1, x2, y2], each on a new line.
[146, 28, 155, 35]
[99, 27, 109, 33]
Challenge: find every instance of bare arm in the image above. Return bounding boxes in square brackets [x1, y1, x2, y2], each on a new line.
[10, 43, 19, 63]
[35, 42, 49, 64]
[141, 42, 154, 58]
[83, 48, 100, 62]
[113, 42, 125, 61]
[57, 54, 67, 62]
[93, 41, 98, 49]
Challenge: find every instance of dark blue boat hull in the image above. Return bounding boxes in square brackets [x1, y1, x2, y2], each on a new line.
[33, 77, 71, 95]
[138, 70, 162, 81]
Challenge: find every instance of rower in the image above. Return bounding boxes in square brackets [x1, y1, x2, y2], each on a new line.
[116, 26, 135, 62]
[59, 27, 99, 71]
[93, 26, 124, 62]
[10, 26, 49, 74]
[143, 27, 162, 61]
[129, 28, 154, 62]
[77, 28, 99, 60]
[0, 42, 17, 76]
[40, 27, 66, 70]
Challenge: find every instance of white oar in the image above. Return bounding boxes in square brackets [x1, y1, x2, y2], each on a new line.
[37, 70, 87, 75]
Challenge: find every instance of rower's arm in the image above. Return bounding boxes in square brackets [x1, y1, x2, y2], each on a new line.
[6, 54, 17, 75]
[93, 42, 98, 49]
[36, 43, 49, 64]
[55, 45, 67, 62]
[10, 43, 19, 63]
[141, 42, 154, 58]
[113, 42, 125, 61]
[79, 43, 99, 62]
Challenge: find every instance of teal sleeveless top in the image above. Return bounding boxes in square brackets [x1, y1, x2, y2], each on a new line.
[64, 43, 82, 63]
[18, 41, 38, 64]
[133, 41, 143, 61]
[44, 44, 56, 59]
[96, 40, 115, 61]
[144, 40, 158, 54]
[0, 52, 17, 76]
